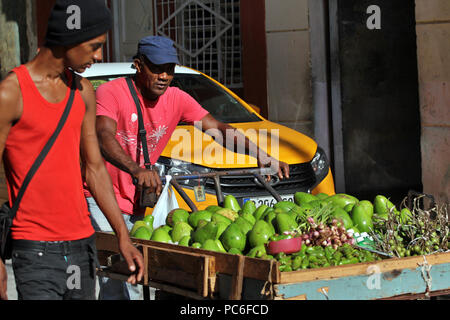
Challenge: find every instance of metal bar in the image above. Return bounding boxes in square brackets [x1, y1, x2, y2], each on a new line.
[157, 167, 277, 184]
[170, 178, 198, 212]
[253, 174, 283, 202]
[213, 175, 224, 206]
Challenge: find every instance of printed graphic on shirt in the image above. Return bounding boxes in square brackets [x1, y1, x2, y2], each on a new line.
[116, 113, 168, 166]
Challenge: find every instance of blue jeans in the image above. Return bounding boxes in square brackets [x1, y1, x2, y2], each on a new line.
[86, 197, 143, 300]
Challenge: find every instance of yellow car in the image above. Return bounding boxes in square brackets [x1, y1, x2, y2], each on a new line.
[81, 63, 335, 211]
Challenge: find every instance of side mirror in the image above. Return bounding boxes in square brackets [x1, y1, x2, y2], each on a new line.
[249, 104, 261, 114]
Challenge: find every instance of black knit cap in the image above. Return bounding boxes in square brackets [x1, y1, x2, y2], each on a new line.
[45, 0, 112, 47]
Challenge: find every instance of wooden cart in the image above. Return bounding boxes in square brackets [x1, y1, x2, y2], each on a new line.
[95, 231, 450, 300]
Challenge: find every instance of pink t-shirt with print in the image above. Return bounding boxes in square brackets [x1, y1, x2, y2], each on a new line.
[87, 77, 209, 215]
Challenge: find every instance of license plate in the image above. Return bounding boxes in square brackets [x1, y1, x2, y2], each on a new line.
[243, 194, 294, 208]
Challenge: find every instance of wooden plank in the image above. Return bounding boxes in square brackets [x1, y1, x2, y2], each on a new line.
[379, 288, 450, 300]
[229, 254, 245, 300]
[274, 261, 450, 300]
[146, 245, 212, 297]
[149, 280, 206, 300]
[278, 251, 450, 284]
[96, 233, 215, 296]
[95, 231, 278, 282]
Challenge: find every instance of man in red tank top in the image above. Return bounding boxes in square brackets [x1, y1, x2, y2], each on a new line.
[0, 0, 143, 300]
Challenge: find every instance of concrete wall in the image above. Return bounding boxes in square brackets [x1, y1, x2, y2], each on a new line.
[265, 0, 314, 138]
[415, 0, 450, 204]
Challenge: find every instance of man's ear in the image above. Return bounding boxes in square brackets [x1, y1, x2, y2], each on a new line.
[133, 58, 142, 73]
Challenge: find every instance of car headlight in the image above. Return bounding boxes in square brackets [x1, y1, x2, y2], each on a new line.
[310, 146, 330, 186]
[155, 156, 212, 187]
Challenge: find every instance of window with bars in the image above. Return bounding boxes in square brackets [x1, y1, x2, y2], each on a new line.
[153, 0, 242, 88]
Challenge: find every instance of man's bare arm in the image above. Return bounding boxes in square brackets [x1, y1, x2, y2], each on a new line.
[78, 76, 143, 283]
[197, 114, 290, 179]
[0, 73, 22, 300]
[96, 115, 162, 195]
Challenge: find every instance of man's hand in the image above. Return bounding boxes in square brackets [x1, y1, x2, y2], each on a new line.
[0, 260, 8, 300]
[118, 239, 144, 284]
[131, 167, 162, 196]
[257, 154, 290, 181]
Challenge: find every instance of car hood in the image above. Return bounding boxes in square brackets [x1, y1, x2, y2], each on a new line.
[160, 120, 318, 168]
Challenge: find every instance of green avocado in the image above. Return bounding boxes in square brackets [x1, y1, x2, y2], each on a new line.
[223, 195, 241, 212]
[228, 247, 243, 255]
[351, 207, 373, 234]
[260, 207, 274, 221]
[143, 215, 155, 229]
[373, 195, 397, 215]
[253, 204, 269, 220]
[241, 200, 257, 215]
[132, 226, 152, 240]
[356, 200, 374, 218]
[233, 216, 253, 235]
[331, 207, 353, 229]
[178, 235, 191, 247]
[248, 220, 274, 248]
[275, 212, 298, 234]
[150, 228, 172, 243]
[399, 207, 413, 224]
[171, 221, 193, 243]
[288, 205, 303, 219]
[246, 244, 267, 258]
[315, 193, 329, 200]
[215, 221, 230, 240]
[197, 219, 208, 229]
[273, 201, 296, 212]
[201, 239, 222, 252]
[264, 209, 277, 235]
[242, 212, 256, 226]
[130, 221, 152, 237]
[215, 239, 227, 253]
[326, 193, 359, 209]
[215, 208, 239, 222]
[188, 210, 212, 228]
[159, 225, 172, 234]
[192, 221, 218, 245]
[205, 205, 223, 213]
[294, 192, 318, 206]
[166, 208, 190, 227]
[191, 242, 202, 248]
[211, 212, 232, 225]
[220, 223, 246, 252]
[344, 203, 355, 213]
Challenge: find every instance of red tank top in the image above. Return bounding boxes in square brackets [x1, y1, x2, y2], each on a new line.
[3, 65, 94, 241]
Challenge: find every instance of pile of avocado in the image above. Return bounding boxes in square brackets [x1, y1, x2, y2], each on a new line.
[129, 194, 303, 259]
[129, 192, 411, 271]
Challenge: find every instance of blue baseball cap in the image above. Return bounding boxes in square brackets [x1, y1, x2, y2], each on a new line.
[134, 36, 180, 65]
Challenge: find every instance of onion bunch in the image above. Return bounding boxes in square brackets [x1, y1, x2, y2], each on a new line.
[300, 217, 356, 249]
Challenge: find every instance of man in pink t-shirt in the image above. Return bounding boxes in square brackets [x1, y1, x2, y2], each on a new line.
[90, 72, 209, 215]
[86, 36, 289, 300]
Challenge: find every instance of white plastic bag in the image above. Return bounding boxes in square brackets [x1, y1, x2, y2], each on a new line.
[151, 175, 179, 229]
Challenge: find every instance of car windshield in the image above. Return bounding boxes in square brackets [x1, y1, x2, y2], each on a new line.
[170, 74, 261, 124]
[87, 72, 261, 124]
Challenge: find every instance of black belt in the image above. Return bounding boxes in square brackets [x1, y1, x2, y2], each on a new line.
[12, 233, 96, 255]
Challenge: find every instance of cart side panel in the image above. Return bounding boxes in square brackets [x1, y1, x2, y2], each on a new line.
[274, 262, 450, 300]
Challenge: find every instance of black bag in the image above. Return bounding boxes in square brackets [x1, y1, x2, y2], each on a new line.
[0, 203, 13, 261]
[0, 72, 76, 261]
[125, 77, 159, 208]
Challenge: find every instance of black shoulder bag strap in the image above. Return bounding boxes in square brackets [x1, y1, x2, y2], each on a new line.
[125, 77, 158, 207]
[0, 71, 76, 259]
[125, 77, 152, 170]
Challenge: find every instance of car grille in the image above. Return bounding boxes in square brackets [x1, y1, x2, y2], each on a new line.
[203, 163, 316, 197]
